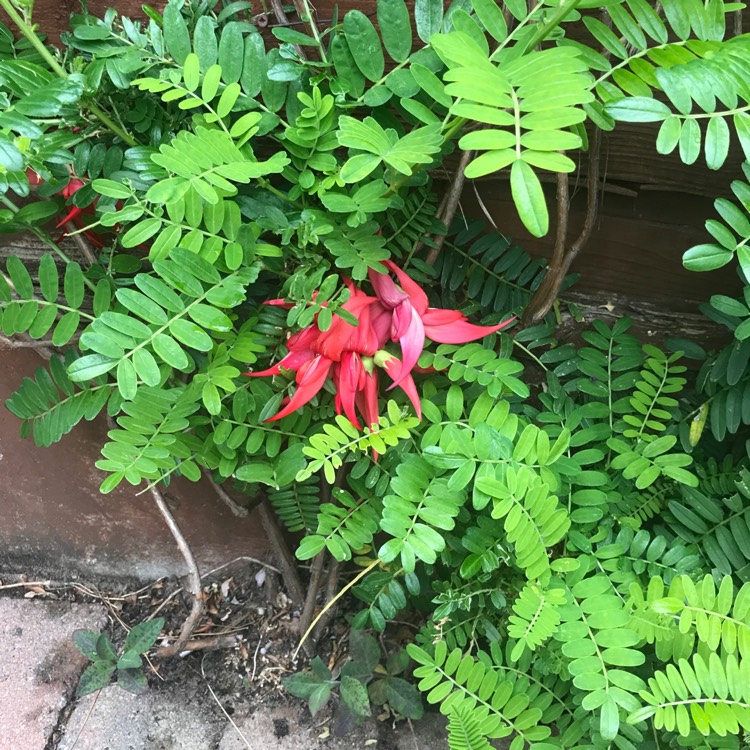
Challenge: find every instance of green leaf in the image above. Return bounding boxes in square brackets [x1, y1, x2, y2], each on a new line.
[218, 22, 244, 83]
[123, 617, 165, 654]
[415, 0, 444, 42]
[92, 179, 132, 200]
[117, 668, 148, 694]
[510, 159, 548, 238]
[76, 662, 115, 697]
[73, 629, 100, 660]
[472, 0, 508, 42]
[341, 675, 371, 717]
[679, 118, 701, 165]
[6, 256, 33, 299]
[68, 354, 117, 381]
[117, 358, 138, 400]
[38, 255, 59, 303]
[163, 3, 191, 64]
[0, 139, 23, 172]
[377, 0, 412, 63]
[605, 97, 671, 122]
[704, 116, 729, 170]
[683, 243, 733, 271]
[182, 52, 201, 91]
[121, 218, 162, 249]
[308, 683, 333, 716]
[343, 11, 385, 82]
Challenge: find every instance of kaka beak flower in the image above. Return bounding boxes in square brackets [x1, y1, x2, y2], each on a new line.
[246, 262, 512, 432]
[369, 260, 514, 388]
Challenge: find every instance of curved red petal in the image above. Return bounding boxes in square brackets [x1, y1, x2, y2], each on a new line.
[336, 352, 363, 429]
[383, 260, 429, 315]
[420, 308, 464, 326]
[424, 316, 515, 344]
[265, 356, 332, 422]
[245, 348, 315, 377]
[390, 305, 424, 390]
[368, 267, 409, 308]
[382, 357, 422, 419]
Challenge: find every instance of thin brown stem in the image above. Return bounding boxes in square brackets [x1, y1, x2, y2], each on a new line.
[523, 129, 601, 323]
[203, 469, 249, 518]
[65, 223, 98, 266]
[551, 171, 570, 269]
[298, 550, 327, 649]
[149, 485, 205, 658]
[257, 499, 305, 608]
[311, 558, 341, 642]
[425, 149, 474, 266]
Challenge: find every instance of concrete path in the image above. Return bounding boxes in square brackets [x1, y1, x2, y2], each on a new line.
[0, 597, 449, 750]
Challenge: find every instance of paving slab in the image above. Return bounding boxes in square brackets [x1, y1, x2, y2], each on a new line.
[58, 683, 226, 750]
[0, 598, 106, 750]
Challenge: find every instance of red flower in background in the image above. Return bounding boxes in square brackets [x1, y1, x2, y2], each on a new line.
[246, 263, 514, 432]
[26, 169, 104, 248]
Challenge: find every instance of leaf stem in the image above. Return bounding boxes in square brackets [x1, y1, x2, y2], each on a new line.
[0, 0, 138, 146]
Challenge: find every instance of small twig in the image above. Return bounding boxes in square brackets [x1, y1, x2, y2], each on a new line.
[551, 170, 570, 269]
[65, 222, 97, 266]
[178, 634, 239, 653]
[0, 333, 80, 351]
[257, 499, 305, 609]
[733, 8, 743, 36]
[425, 149, 474, 266]
[200, 656, 255, 750]
[311, 558, 341, 641]
[203, 469, 249, 517]
[148, 485, 206, 658]
[298, 550, 328, 649]
[68, 690, 101, 750]
[0, 580, 52, 590]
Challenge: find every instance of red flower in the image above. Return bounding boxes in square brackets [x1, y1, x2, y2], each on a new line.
[369, 261, 514, 388]
[246, 261, 513, 430]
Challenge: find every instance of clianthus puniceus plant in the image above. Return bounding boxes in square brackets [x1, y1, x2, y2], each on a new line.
[3, 0, 750, 748]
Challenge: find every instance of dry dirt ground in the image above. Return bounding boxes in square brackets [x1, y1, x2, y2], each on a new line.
[1, 562, 451, 750]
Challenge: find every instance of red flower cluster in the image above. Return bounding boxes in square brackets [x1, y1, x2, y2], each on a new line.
[246, 261, 513, 429]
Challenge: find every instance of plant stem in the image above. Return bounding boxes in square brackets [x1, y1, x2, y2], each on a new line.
[524, 0, 583, 50]
[0, 0, 137, 147]
[149, 484, 206, 658]
[257, 498, 306, 608]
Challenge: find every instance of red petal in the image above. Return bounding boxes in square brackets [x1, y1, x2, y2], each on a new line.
[390, 305, 424, 389]
[421, 308, 464, 326]
[382, 356, 422, 419]
[336, 352, 363, 429]
[265, 355, 332, 421]
[356, 371, 381, 459]
[60, 178, 85, 199]
[383, 261, 429, 315]
[245, 348, 315, 377]
[56, 206, 83, 228]
[424, 317, 515, 344]
[263, 298, 294, 309]
[368, 267, 409, 308]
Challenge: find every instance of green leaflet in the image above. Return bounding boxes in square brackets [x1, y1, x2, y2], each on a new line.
[377, 0, 412, 63]
[342, 11, 385, 82]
